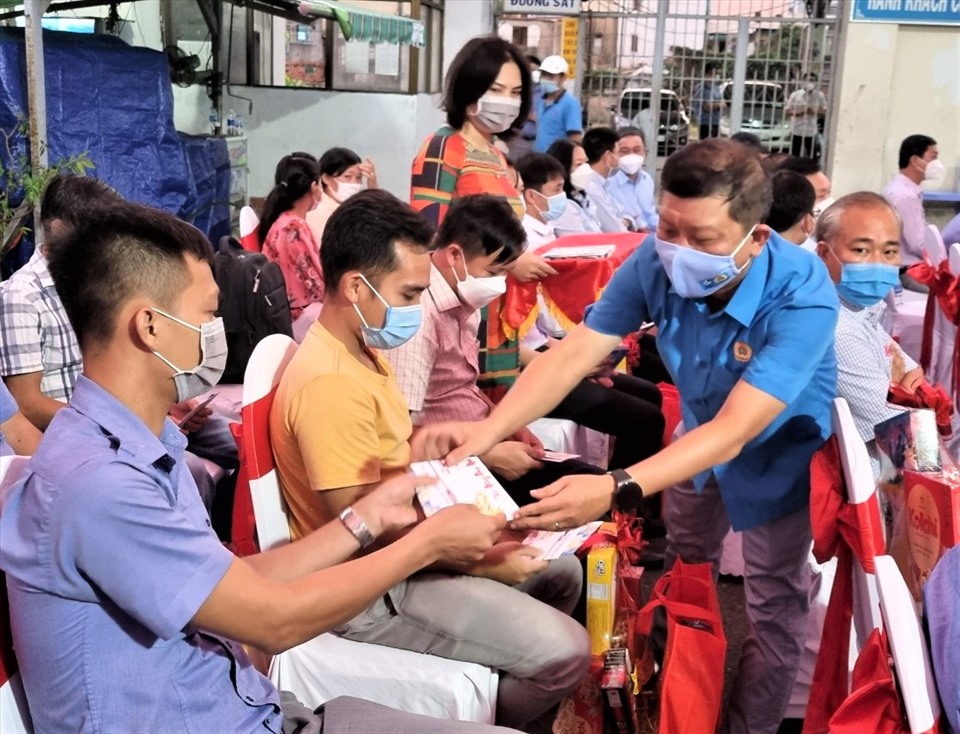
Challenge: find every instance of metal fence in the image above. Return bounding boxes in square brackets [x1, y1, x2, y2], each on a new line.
[498, 0, 841, 173]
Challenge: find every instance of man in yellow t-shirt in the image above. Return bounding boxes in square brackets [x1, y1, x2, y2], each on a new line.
[269, 190, 589, 728]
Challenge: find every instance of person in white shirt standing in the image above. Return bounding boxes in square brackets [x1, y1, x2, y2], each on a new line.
[606, 127, 659, 232]
[574, 127, 627, 234]
[883, 135, 943, 285]
[785, 73, 827, 160]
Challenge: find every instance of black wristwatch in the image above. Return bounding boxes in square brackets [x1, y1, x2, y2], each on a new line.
[609, 468, 645, 514]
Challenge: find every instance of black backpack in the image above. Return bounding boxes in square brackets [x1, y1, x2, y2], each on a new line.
[212, 236, 293, 384]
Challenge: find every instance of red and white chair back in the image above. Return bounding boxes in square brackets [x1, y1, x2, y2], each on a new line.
[924, 224, 948, 267]
[950, 242, 960, 274]
[237, 334, 298, 550]
[832, 398, 885, 641]
[233, 338, 499, 722]
[0, 456, 35, 733]
[874, 555, 942, 733]
[239, 206, 261, 252]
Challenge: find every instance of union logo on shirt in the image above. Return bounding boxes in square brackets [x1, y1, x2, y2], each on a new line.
[733, 341, 753, 362]
[700, 273, 731, 288]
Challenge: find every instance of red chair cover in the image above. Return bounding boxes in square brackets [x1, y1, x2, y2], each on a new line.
[907, 261, 960, 409]
[803, 436, 888, 734]
[830, 628, 942, 734]
[229, 390, 278, 557]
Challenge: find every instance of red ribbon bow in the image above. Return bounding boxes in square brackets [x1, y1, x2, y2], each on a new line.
[887, 380, 955, 436]
[907, 260, 960, 410]
[802, 436, 888, 734]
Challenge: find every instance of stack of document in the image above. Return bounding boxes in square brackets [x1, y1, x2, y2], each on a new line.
[410, 457, 602, 560]
[542, 244, 616, 260]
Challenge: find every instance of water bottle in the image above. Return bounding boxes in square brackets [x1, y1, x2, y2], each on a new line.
[235, 114, 244, 138]
[209, 105, 220, 135]
[227, 109, 237, 136]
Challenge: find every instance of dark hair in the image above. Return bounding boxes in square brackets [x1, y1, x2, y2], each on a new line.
[582, 127, 619, 164]
[259, 154, 322, 245]
[616, 126, 646, 146]
[275, 151, 317, 183]
[777, 156, 822, 177]
[546, 138, 580, 198]
[730, 132, 766, 155]
[898, 134, 937, 170]
[435, 195, 525, 266]
[44, 200, 212, 349]
[442, 35, 532, 130]
[319, 147, 362, 181]
[661, 138, 772, 229]
[704, 61, 721, 74]
[804, 72, 819, 82]
[39, 175, 122, 228]
[765, 171, 815, 232]
[527, 54, 541, 67]
[515, 153, 566, 193]
[321, 189, 436, 290]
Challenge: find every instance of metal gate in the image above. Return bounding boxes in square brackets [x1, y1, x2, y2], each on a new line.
[497, 0, 842, 172]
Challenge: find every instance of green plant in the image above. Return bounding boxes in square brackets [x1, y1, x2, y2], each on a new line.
[0, 117, 95, 256]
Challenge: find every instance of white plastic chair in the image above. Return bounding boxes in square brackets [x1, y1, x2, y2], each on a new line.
[239, 205, 260, 252]
[0, 456, 35, 734]
[924, 224, 948, 266]
[238, 335, 499, 721]
[833, 398, 885, 644]
[874, 555, 942, 733]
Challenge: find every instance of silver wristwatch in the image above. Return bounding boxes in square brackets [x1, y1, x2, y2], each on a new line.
[339, 506, 376, 549]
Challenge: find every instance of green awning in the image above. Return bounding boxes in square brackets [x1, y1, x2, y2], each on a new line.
[298, 0, 425, 47]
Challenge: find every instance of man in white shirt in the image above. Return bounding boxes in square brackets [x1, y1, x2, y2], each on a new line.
[518, 153, 568, 254]
[606, 127, 658, 232]
[883, 134, 942, 272]
[580, 127, 628, 234]
[785, 73, 826, 160]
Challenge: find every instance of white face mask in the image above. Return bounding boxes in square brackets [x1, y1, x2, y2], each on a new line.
[333, 181, 364, 203]
[803, 83, 815, 92]
[619, 154, 645, 176]
[453, 257, 507, 310]
[151, 309, 228, 403]
[571, 163, 594, 191]
[470, 94, 522, 135]
[812, 196, 835, 220]
[924, 158, 945, 182]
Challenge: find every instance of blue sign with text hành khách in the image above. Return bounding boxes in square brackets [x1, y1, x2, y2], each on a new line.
[851, 0, 960, 25]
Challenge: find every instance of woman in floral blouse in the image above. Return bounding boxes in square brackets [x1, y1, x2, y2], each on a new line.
[259, 154, 325, 321]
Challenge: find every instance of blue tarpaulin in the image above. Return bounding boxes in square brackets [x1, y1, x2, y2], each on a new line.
[1, 28, 230, 273]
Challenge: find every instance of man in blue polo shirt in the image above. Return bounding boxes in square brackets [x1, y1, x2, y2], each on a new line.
[413, 139, 840, 734]
[534, 55, 583, 153]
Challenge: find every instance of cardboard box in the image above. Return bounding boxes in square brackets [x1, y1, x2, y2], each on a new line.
[903, 468, 960, 597]
[587, 544, 618, 656]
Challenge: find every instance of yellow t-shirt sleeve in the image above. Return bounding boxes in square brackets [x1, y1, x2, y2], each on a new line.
[288, 373, 383, 491]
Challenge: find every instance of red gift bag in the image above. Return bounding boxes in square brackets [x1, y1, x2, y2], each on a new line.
[658, 383, 682, 447]
[637, 559, 727, 734]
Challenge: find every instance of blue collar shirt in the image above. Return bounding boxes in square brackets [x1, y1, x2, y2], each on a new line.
[584, 233, 839, 530]
[0, 376, 281, 733]
[606, 169, 659, 231]
[534, 90, 583, 153]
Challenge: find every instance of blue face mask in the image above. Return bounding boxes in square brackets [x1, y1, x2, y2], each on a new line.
[655, 225, 756, 299]
[534, 189, 568, 222]
[540, 80, 559, 95]
[836, 262, 900, 308]
[353, 273, 422, 350]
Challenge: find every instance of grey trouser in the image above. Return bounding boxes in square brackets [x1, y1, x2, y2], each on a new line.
[280, 692, 523, 733]
[333, 556, 590, 728]
[663, 475, 813, 734]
